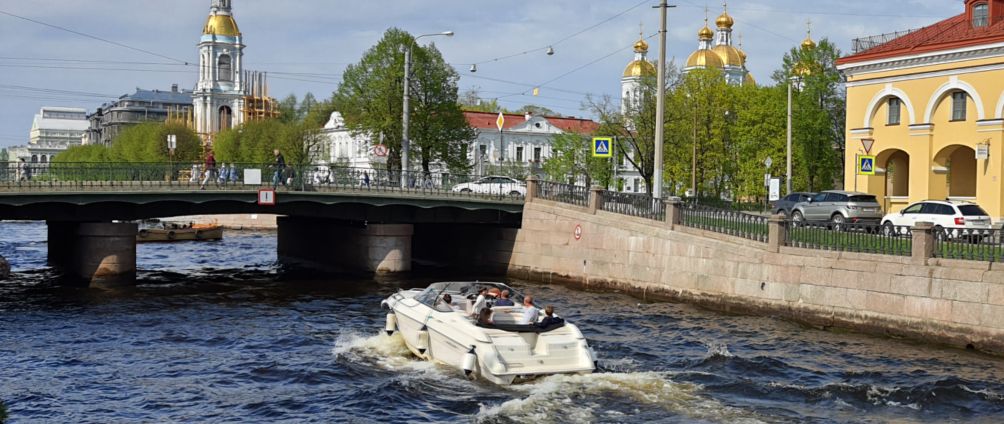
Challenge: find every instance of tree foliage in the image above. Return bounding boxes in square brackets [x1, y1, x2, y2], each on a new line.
[542, 133, 611, 187]
[332, 28, 475, 174]
[54, 122, 200, 163]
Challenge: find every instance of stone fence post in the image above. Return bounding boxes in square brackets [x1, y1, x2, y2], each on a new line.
[588, 186, 604, 214]
[665, 199, 683, 229]
[767, 214, 787, 253]
[911, 221, 935, 265]
[525, 175, 539, 202]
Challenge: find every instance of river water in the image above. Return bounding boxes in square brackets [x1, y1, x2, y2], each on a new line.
[1, 221, 1004, 423]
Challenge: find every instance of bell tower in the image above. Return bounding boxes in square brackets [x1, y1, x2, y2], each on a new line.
[194, 0, 246, 143]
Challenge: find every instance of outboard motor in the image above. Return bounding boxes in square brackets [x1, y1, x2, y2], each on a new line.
[417, 325, 430, 355]
[462, 346, 477, 377]
[385, 311, 397, 336]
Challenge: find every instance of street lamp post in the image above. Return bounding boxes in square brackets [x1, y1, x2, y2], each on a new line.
[402, 31, 453, 188]
[786, 75, 802, 195]
[652, 1, 676, 199]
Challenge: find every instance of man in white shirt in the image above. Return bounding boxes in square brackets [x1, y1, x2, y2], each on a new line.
[519, 295, 539, 325]
[470, 287, 488, 318]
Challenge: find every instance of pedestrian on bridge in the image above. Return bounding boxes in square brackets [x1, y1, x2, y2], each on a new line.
[272, 149, 286, 189]
[200, 150, 217, 190]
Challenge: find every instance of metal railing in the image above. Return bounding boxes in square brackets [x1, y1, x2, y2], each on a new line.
[536, 181, 588, 207]
[786, 221, 912, 256]
[680, 204, 768, 242]
[934, 228, 1004, 262]
[601, 191, 665, 221]
[851, 28, 919, 53]
[682, 196, 769, 214]
[0, 162, 526, 202]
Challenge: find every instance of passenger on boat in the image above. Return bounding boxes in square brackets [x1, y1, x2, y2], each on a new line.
[470, 288, 488, 318]
[477, 307, 494, 325]
[494, 290, 514, 307]
[537, 305, 564, 328]
[436, 294, 453, 311]
[519, 295, 539, 325]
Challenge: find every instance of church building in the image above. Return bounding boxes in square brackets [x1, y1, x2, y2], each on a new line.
[193, 0, 246, 142]
[683, 4, 755, 86]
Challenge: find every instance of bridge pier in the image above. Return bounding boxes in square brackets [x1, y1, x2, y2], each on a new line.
[277, 217, 413, 273]
[47, 222, 137, 287]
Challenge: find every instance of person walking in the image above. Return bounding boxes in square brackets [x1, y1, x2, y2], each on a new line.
[272, 149, 286, 188]
[200, 150, 217, 190]
[228, 163, 239, 184]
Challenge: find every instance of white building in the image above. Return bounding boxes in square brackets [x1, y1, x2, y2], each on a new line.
[321, 112, 381, 170]
[8, 107, 89, 163]
[193, 0, 246, 141]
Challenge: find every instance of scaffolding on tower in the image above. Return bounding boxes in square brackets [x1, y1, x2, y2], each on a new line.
[242, 70, 280, 122]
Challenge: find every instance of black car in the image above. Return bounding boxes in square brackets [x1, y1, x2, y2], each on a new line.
[771, 192, 815, 219]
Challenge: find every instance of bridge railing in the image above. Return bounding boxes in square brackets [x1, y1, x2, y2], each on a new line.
[0, 162, 526, 202]
[536, 181, 588, 207]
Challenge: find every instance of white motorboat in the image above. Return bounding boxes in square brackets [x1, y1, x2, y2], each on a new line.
[381, 281, 597, 385]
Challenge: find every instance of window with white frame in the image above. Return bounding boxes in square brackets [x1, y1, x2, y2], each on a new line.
[952, 91, 968, 121]
[887, 97, 901, 125]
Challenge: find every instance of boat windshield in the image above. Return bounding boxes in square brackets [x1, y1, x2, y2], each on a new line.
[413, 282, 524, 309]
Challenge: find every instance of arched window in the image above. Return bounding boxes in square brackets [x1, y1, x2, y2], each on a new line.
[973, 3, 989, 28]
[40, 155, 47, 163]
[218, 54, 233, 82]
[31, 155, 37, 163]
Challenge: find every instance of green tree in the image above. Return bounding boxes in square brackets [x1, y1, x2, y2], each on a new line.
[773, 38, 845, 192]
[278, 94, 299, 124]
[106, 122, 201, 163]
[730, 83, 787, 199]
[514, 104, 559, 117]
[459, 88, 505, 113]
[53, 144, 113, 163]
[332, 28, 475, 174]
[542, 133, 611, 187]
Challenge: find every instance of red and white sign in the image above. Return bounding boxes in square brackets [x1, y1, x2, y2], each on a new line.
[372, 144, 389, 157]
[574, 224, 583, 241]
[258, 189, 276, 206]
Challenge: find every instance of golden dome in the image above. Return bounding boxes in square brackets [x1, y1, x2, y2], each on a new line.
[801, 36, 816, 49]
[204, 14, 240, 37]
[715, 11, 735, 29]
[623, 60, 656, 77]
[634, 38, 649, 54]
[712, 45, 743, 67]
[698, 25, 714, 40]
[686, 49, 724, 69]
[744, 73, 756, 86]
[737, 48, 747, 63]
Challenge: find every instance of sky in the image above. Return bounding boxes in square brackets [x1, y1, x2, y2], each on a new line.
[0, 0, 963, 148]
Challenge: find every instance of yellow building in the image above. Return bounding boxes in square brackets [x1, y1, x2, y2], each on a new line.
[838, 0, 1004, 219]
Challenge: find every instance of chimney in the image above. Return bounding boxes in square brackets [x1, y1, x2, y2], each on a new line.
[171, 84, 178, 93]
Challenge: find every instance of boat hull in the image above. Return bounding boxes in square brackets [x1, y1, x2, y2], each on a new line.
[137, 226, 223, 243]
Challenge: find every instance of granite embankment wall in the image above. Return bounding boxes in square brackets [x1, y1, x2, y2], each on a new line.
[507, 199, 1004, 354]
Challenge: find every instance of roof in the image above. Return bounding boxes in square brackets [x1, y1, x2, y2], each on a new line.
[113, 88, 193, 105]
[838, 12, 1004, 65]
[463, 111, 600, 134]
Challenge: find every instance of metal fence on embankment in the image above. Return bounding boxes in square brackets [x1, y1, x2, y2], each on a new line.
[536, 181, 588, 207]
[680, 204, 768, 242]
[934, 228, 1004, 262]
[786, 222, 912, 256]
[601, 191, 665, 222]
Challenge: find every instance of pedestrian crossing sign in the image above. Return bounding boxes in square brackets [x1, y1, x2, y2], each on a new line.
[592, 137, 613, 158]
[858, 155, 876, 175]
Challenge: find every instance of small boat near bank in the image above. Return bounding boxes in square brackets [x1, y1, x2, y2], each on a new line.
[137, 223, 223, 242]
[381, 281, 597, 385]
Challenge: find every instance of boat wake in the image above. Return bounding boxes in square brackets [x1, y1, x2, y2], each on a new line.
[475, 372, 764, 424]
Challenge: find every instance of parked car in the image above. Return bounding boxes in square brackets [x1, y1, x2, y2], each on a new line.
[771, 192, 815, 219]
[880, 200, 993, 239]
[451, 176, 526, 197]
[791, 190, 883, 230]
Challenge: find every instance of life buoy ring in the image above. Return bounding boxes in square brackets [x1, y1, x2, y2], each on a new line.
[167, 231, 176, 240]
[195, 230, 204, 240]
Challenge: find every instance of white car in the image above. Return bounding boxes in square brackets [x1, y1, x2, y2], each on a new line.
[880, 200, 993, 238]
[451, 176, 526, 197]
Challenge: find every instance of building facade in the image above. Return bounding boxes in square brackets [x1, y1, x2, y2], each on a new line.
[194, 0, 246, 141]
[838, 0, 1004, 219]
[85, 86, 194, 145]
[8, 107, 89, 163]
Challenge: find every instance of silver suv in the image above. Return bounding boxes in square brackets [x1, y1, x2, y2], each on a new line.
[791, 190, 883, 229]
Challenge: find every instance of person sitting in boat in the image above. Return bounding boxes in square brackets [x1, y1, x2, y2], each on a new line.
[470, 287, 488, 318]
[494, 290, 514, 307]
[519, 295, 540, 325]
[436, 294, 453, 311]
[477, 307, 494, 325]
[537, 305, 564, 329]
